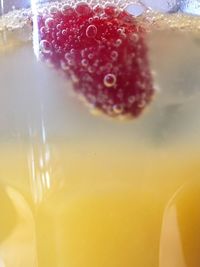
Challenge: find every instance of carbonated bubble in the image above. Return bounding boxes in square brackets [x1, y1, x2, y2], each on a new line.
[126, 3, 146, 17]
[113, 104, 124, 114]
[115, 39, 122, 47]
[45, 18, 54, 29]
[76, 3, 91, 15]
[40, 40, 52, 53]
[111, 50, 118, 61]
[49, 6, 59, 14]
[86, 25, 97, 38]
[128, 96, 136, 104]
[104, 74, 116, 88]
[81, 59, 88, 67]
[61, 5, 74, 16]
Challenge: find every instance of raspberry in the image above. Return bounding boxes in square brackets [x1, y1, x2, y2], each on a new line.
[38, 3, 155, 119]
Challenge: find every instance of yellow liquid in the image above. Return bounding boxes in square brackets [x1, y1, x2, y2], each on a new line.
[0, 140, 200, 267]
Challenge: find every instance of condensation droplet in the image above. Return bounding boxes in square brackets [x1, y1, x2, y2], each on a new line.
[104, 73, 116, 88]
[40, 40, 52, 53]
[86, 25, 97, 38]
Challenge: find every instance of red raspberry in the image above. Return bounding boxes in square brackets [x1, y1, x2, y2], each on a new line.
[38, 3, 155, 119]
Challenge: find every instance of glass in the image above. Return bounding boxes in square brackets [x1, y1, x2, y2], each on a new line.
[0, 0, 200, 266]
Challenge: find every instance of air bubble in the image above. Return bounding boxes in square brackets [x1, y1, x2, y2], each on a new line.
[104, 73, 116, 88]
[88, 66, 95, 73]
[61, 5, 74, 16]
[126, 3, 146, 17]
[49, 6, 59, 14]
[81, 59, 88, 67]
[86, 25, 97, 38]
[131, 33, 139, 42]
[128, 96, 136, 104]
[60, 60, 69, 70]
[40, 26, 46, 34]
[113, 104, 124, 114]
[88, 53, 94, 59]
[45, 18, 54, 29]
[40, 40, 52, 54]
[111, 50, 118, 61]
[76, 3, 91, 15]
[115, 39, 122, 47]
[62, 29, 67, 35]
[65, 52, 71, 60]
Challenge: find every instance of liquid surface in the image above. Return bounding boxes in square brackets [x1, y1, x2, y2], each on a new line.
[0, 2, 200, 267]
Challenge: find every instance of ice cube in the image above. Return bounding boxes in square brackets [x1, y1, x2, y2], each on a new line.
[179, 0, 200, 15]
[141, 0, 180, 13]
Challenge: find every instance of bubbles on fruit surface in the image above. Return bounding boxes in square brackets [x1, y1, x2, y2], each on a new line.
[111, 50, 118, 61]
[75, 3, 91, 15]
[61, 4, 74, 16]
[115, 39, 122, 47]
[104, 73, 116, 88]
[81, 59, 88, 67]
[49, 5, 59, 14]
[113, 104, 124, 114]
[86, 25, 97, 38]
[39, 40, 51, 54]
[45, 18, 54, 29]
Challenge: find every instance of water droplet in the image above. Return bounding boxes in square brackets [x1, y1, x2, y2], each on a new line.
[104, 73, 116, 88]
[86, 25, 97, 38]
[40, 40, 52, 54]
[45, 18, 54, 29]
[61, 4, 74, 16]
[81, 59, 88, 67]
[113, 104, 124, 114]
[111, 50, 118, 61]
